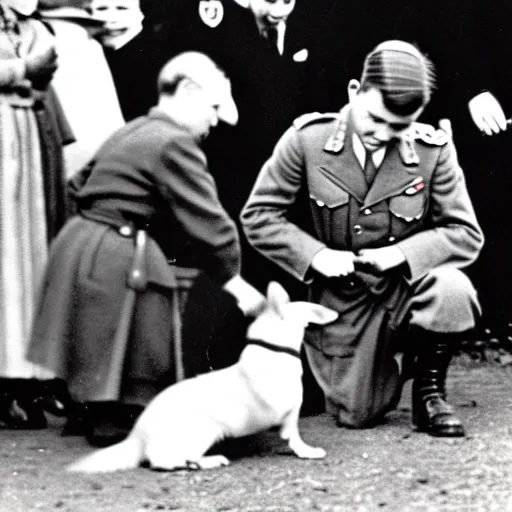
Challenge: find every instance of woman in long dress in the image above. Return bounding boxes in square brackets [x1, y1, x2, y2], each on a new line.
[0, 0, 74, 428]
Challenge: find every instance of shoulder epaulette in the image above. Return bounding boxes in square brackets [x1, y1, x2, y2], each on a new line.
[293, 112, 339, 131]
[409, 122, 451, 147]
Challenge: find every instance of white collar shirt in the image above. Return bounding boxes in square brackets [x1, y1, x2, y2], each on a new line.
[352, 133, 386, 170]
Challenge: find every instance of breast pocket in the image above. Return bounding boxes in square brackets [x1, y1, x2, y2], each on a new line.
[309, 172, 351, 246]
[388, 191, 427, 238]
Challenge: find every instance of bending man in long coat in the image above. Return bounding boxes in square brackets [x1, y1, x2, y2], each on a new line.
[28, 52, 264, 442]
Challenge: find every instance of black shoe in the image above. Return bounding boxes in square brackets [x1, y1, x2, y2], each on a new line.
[0, 398, 47, 430]
[64, 401, 134, 445]
[412, 388, 465, 437]
[86, 421, 129, 447]
[35, 379, 75, 417]
[61, 402, 92, 436]
[84, 403, 142, 446]
[0, 379, 48, 430]
[116, 404, 143, 430]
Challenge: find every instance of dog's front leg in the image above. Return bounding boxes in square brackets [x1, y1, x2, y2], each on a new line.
[280, 408, 326, 459]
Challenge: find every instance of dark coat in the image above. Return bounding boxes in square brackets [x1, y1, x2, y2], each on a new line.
[36, 86, 75, 241]
[309, 0, 417, 112]
[173, 1, 320, 218]
[150, 1, 327, 296]
[471, 0, 512, 115]
[307, 0, 478, 124]
[103, 29, 168, 122]
[431, 0, 512, 321]
[28, 108, 240, 404]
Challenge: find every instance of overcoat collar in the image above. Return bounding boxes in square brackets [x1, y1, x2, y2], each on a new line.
[147, 108, 199, 139]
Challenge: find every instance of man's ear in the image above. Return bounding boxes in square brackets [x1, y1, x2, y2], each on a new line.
[347, 79, 360, 103]
[178, 77, 201, 96]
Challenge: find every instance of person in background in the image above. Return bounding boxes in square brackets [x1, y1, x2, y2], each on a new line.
[445, 0, 512, 342]
[38, 0, 125, 177]
[147, 0, 324, 271]
[0, 0, 75, 429]
[27, 52, 265, 446]
[89, 0, 167, 121]
[242, 41, 483, 436]
[187, 0, 318, 228]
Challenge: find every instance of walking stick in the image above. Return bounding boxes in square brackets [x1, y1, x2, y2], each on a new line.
[101, 229, 148, 400]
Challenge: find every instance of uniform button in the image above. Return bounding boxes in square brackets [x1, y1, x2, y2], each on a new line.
[316, 199, 325, 207]
[353, 224, 363, 235]
[389, 236, 396, 242]
[119, 225, 133, 237]
[363, 208, 372, 215]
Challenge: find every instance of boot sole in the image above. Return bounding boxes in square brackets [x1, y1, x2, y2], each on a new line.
[413, 423, 466, 437]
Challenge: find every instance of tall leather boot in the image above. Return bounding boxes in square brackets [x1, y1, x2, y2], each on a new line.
[412, 331, 465, 437]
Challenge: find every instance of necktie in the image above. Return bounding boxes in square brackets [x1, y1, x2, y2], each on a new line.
[264, 26, 278, 53]
[364, 152, 377, 186]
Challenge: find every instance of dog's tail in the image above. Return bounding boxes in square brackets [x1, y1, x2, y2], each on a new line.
[66, 436, 143, 473]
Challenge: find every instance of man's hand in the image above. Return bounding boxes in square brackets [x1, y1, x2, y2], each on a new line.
[311, 248, 356, 278]
[468, 91, 507, 136]
[354, 245, 406, 273]
[222, 275, 266, 317]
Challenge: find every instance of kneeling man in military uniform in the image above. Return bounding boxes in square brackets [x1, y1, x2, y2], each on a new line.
[241, 40, 484, 436]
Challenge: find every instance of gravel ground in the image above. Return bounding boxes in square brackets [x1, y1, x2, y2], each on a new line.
[1, 358, 512, 512]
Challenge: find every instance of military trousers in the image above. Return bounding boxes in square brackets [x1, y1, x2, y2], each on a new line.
[304, 266, 480, 428]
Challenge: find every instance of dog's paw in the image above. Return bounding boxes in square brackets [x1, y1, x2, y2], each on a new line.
[293, 445, 326, 459]
[195, 455, 230, 469]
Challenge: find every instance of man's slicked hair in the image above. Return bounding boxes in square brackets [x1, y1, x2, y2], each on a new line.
[360, 41, 436, 116]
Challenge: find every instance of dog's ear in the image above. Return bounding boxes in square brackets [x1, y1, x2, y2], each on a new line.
[266, 281, 290, 318]
[288, 302, 338, 326]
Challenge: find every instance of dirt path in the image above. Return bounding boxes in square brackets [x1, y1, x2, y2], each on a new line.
[1, 359, 512, 512]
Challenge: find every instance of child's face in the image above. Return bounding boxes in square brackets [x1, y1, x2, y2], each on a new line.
[89, 0, 143, 49]
[248, 0, 296, 30]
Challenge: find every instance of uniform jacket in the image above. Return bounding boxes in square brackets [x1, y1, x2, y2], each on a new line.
[241, 107, 484, 287]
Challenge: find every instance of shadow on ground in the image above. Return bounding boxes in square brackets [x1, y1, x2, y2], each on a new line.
[1, 358, 512, 512]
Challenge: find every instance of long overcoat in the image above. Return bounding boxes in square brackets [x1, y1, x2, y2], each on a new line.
[28, 108, 240, 404]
